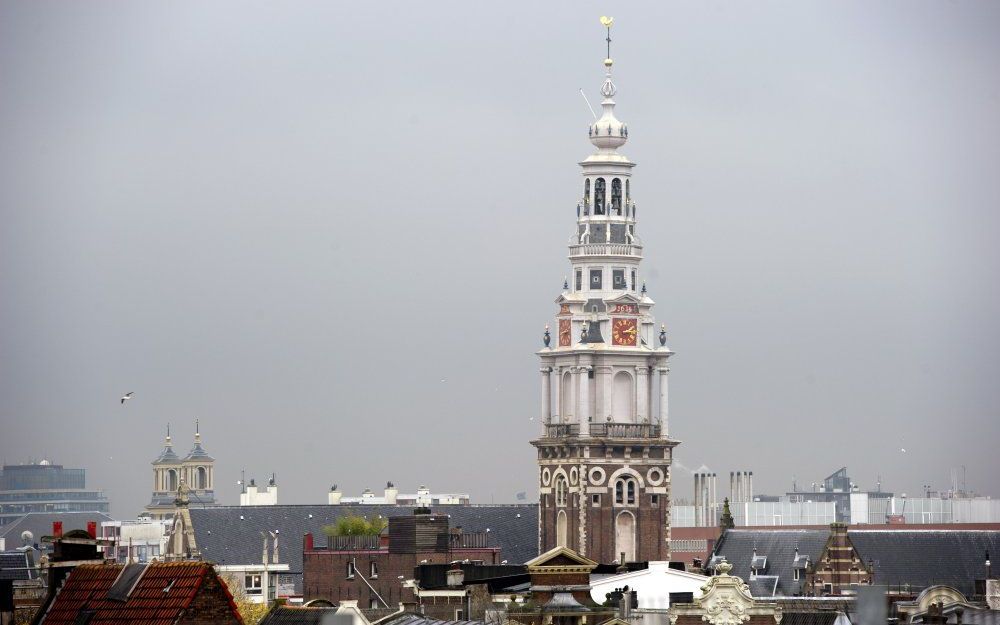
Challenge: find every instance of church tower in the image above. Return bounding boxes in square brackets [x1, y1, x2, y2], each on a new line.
[532, 18, 678, 564]
[146, 422, 216, 519]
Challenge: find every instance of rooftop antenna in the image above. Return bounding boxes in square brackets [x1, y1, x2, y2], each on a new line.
[579, 89, 597, 119]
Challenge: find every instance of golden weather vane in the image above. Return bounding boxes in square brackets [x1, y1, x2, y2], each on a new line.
[600, 16, 614, 64]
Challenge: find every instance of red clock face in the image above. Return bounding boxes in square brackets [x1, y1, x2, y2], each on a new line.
[558, 319, 572, 347]
[612, 318, 638, 346]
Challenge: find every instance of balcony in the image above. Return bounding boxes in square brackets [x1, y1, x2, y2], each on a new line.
[544, 422, 660, 439]
[567, 243, 643, 258]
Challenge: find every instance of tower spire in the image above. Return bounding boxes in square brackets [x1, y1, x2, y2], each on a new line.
[165, 423, 172, 446]
[194, 418, 200, 443]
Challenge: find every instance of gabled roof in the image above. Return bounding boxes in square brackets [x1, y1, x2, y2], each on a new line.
[36, 561, 239, 625]
[526, 546, 598, 572]
[711, 530, 829, 597]
[713, 528, 1000, 598]
[848, 530, 1000, 596]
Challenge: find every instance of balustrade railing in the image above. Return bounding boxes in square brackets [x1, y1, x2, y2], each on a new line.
[568, 243, 643, 257]
[544, 422, 660, 439]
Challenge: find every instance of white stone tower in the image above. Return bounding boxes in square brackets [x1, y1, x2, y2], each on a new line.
[532, 17, 678, 563]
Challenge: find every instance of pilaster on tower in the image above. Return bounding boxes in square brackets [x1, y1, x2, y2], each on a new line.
[532, 17, 678, 565]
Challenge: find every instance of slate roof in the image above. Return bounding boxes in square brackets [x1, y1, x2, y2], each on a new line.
[182, 441, 214, 462]
[0, 512, 116, 549]
[379, 613, 484, 625]
[259, 606, 336, 625]
[0, 549, 37, 581]
[712, 530, 828, 596]
[712, 529, 1000, 598]
[36, 561, 239, 625]
[848, 530, 1000, 596]
[190, 504, 539, 578]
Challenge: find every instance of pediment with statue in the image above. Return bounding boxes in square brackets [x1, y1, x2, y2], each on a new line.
[670, 561, 782, 625]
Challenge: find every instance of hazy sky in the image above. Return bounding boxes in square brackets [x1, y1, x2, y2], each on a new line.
[2, 1, 998, 517]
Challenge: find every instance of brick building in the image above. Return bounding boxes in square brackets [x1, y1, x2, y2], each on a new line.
[302, 508, 501, 607]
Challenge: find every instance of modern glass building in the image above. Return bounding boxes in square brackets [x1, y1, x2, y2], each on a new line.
[0, 461, 110, 526]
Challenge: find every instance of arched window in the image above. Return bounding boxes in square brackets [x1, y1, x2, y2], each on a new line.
[167, 469, 178, 492]
[611, 178, 622, 215]
[556, 510, 568, 547]
[614, 477, 637, 505]
[584, 179, 591, 215]
[195, 466, 207, 489]
[555, 475, 568, 507]
[594, 178, 606, 215]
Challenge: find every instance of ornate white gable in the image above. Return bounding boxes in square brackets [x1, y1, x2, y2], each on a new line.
[697, 562, 755, 625]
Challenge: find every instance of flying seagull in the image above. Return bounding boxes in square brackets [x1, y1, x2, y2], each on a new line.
[120, 392, 134, 405]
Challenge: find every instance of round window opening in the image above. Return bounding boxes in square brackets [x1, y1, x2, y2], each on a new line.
[589, 467, 606, 486]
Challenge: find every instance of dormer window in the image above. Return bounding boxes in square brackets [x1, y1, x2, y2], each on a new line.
[793, 569, 800, 581]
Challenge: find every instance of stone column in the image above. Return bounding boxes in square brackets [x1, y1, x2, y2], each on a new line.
[658, 367, 669, 437]
[541, 367, 552, 434]
[578, 364, 591, 436]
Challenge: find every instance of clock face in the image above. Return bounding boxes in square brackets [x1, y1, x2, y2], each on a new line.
[558, 319, 572, 347]
[612, 318, 638, 346]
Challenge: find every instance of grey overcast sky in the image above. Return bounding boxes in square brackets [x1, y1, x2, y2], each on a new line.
[2, 1, 999, 517]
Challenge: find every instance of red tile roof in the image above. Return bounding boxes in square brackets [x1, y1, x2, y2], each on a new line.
[37, 561, 242, 625]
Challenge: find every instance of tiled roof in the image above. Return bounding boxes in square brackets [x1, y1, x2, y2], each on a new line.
[189, 504, 539, 587]
[848, 530, 1000, 596]
[0, 512, 116, 548]
[37, 561, 238, 625]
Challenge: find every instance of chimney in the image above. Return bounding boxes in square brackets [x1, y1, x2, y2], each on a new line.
[385, 481, 399, 505]
[87, 522, 97, 539]
[328, 485, 343, 505]
[304, 532, 314, 551]
[447, 563, 465, 587]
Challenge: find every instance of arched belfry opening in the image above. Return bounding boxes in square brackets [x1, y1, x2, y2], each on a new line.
[594, 178, 606, 215]
[584, 179, 591, 214]
[611, 178, 622, 215]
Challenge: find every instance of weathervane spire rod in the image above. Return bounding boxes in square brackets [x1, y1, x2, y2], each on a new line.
[600, 16, 614, 65]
